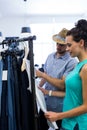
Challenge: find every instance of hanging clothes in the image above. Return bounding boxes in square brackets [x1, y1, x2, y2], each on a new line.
[0, 38, 39, 130]
[0, 59, 3, 115]
[0, 55, 8, 130]
[0, 51, 36, 130]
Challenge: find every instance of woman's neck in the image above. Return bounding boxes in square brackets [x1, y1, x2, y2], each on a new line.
[78, 51, 87, 62]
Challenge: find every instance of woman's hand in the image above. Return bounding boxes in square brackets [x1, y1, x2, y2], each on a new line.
[44, 111, 59, 122]
[38, 86, 49, 95]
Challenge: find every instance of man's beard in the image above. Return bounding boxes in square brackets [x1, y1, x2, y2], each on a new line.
[58, 50, 66, 54]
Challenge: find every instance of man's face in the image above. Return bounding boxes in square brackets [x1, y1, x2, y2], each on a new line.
[56, 43, 67, 54]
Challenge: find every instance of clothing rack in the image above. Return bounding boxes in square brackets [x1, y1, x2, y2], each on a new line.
[0, 35, 39, 130]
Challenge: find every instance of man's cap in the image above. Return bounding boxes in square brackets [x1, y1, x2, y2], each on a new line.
[52, 28, 68, 44]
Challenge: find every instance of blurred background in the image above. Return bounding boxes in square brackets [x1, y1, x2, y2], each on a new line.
[0, 0, 87, 66]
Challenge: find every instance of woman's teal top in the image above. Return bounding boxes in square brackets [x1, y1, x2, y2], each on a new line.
[62, 59, 87, 130]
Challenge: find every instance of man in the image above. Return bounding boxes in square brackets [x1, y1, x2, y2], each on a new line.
[36, 28, 78, 130]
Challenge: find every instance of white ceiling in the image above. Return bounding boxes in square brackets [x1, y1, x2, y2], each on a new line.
[0, 0, 87, 65]
[0, 0, 87, 18]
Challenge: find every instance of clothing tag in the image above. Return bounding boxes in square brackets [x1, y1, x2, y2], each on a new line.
[2, 70, 8, 81]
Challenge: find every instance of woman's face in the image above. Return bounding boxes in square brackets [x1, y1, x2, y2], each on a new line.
[65, 35, 81, 57]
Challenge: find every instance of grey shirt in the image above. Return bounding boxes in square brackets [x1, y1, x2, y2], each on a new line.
[44, 52, 78, 112]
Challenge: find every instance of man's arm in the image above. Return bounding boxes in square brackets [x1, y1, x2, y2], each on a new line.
[36, 70, 65, 90]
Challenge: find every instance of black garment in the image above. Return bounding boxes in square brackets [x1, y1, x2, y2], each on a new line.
[17, 58, 36, 130]
[38, 110, 62, 130]
[56, 120, 62, 130]
[0, 81, 8, 130]
[38, 110, 49, 130]
[20, 70, 34, 130]
[0, 57, 8, 130]
[12, 57, 21, 130]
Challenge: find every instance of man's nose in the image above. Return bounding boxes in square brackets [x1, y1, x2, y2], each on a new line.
[66, 46, 69, 51]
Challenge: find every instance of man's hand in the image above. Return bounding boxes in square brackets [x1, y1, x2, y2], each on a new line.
[36, 69, 44, 78]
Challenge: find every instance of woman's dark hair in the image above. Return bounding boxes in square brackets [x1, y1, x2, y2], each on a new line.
[66, 19, 87, 47]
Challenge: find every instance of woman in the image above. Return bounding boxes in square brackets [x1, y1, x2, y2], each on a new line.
[44, 19, 87, 130]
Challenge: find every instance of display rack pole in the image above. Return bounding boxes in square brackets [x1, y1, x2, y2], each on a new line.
[28, 36, 40, 130]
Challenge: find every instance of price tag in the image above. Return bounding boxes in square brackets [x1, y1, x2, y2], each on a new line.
[2, 70, 8, 81]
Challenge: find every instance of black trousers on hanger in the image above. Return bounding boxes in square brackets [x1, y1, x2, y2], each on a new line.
[0, 57, 8, 130]
[38, 110, 62, 130]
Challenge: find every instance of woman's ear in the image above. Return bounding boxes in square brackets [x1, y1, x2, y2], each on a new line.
[80, 39, 85, 47]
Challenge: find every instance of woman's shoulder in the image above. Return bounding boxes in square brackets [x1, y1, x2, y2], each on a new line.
[80, 63, 87, 77]
[81, 64, 87, 71]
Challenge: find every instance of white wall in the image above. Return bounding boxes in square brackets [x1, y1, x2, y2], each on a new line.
[0, 16, 84, 66]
